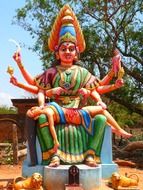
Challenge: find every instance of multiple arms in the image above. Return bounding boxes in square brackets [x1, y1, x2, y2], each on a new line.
[10, 50, 124, 108]
[10, 76, 38, 94]
[100, 49, 124, 86]
[96, 79, 124, 95]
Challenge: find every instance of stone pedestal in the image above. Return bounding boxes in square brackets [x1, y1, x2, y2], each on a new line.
[22, 125, 118, 189]
[44, 165, 102, 190]
[101, 163, 118, 178]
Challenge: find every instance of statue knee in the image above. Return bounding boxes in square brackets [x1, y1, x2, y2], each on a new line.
[94, 114, 107, 124]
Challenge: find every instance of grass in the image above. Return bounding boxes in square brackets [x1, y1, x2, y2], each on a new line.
[0, 106, 17, 114]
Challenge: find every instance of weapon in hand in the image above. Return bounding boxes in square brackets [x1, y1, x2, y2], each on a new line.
[7, 65, 14, 77]
[9, 38, 21, 52]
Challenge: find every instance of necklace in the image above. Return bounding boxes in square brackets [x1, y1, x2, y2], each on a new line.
[57, 65, 78, 90]
[63, 72, 72, 89]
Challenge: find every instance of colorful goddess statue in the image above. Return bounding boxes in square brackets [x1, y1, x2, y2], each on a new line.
[9, 5, 131, 167]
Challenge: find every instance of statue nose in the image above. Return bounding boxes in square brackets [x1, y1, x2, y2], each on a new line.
[66, 49, 70, 53]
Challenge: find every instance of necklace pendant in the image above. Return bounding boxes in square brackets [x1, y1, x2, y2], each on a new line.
[65, 70, 71, 75]
[63, 82, 71, 89]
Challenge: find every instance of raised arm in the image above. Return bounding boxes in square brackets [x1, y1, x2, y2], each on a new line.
[100, 69, 114, 86]
[100, 49, 122, 86]
[13, 52, 35, 85]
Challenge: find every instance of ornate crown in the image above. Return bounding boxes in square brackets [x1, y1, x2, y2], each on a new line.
[48, 4, 85, 53]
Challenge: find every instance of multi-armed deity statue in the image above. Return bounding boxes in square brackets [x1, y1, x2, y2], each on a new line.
[8, 4, 131, 168]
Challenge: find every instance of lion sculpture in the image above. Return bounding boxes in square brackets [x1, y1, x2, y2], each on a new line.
[13, 172, 43, 190]
[111, 172, 139, 189]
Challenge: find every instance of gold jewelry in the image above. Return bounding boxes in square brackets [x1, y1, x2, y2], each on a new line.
[74, 55, 78, 61]
[57, 65, 78, 89]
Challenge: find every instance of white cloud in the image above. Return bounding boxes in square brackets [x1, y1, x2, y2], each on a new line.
[0, 92, 13, 107]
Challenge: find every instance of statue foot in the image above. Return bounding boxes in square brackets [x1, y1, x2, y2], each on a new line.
[48, 156, 60, 167]
[85, 155, 98, 167]
[114, 128, 132, 138]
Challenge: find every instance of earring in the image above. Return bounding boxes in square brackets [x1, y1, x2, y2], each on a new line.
[74, 56, 78, 61]
[56, 53, 60, 60]
[74, 54, 79, 61]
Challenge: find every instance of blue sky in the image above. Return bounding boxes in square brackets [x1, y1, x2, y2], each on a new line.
[0, 1, 43, 106]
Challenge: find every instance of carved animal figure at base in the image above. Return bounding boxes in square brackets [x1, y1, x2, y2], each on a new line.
[111, 172, 139, 189]
[13, 172, 43, 190]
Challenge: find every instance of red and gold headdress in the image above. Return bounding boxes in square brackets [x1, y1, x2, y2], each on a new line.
[48, 4, 85, 53]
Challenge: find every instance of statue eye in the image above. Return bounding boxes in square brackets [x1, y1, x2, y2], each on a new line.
[69, 47, 75, 52]
[61, 47, 66, 52]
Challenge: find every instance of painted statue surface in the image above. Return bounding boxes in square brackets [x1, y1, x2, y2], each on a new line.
[9, 4, 131, 167]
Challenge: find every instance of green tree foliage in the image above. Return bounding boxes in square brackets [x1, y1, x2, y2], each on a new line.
[13, 0, 143, 121]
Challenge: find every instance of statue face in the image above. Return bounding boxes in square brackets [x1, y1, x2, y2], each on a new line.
[27, 106, 41, 118]
[58, 42, 76, 66]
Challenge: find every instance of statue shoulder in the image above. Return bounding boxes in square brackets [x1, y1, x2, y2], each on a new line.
[34, 67, 57, 90]
[35, 67, 57, 78]
[74, 65, 90, 73]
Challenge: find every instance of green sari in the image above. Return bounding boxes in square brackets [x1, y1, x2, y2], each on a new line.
[35, 65, 106, 165]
